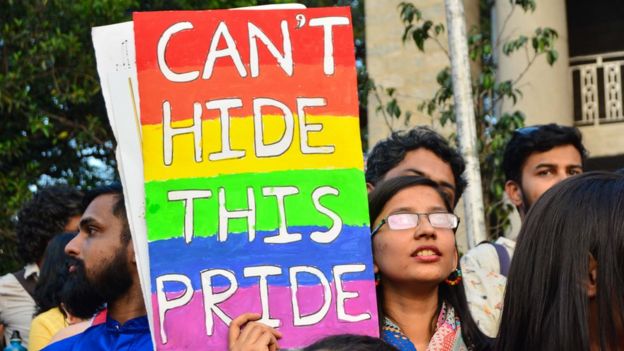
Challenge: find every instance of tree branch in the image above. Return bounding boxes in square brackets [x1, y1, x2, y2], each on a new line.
[433, 37, 450, 59]
[496, 5, 515, 49]
[372, 86, 395, 132]
[513, 52, 538, 86]
[42, 110, 107, 145]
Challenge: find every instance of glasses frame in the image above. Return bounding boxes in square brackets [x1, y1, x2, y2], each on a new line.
[371, 212, 460, 237]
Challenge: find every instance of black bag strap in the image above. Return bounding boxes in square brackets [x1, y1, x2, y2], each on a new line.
[12, 268, 37, 300]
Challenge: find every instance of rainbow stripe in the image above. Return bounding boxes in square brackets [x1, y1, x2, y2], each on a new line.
[134, 7, 377, 350]
[141, 114, 363, 181]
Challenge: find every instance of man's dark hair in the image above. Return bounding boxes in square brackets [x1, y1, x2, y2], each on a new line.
[33, 232, 76, 315]
[16, 185, 83, 264]
[365, 127, 466, 206]
[496, 172, 624, 351]
[303, 334, 399, 351]
[82, 183, 131, 244]
[502, 123, 588, 183]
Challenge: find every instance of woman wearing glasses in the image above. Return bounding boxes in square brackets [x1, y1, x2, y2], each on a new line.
[369, 176, 491, 351]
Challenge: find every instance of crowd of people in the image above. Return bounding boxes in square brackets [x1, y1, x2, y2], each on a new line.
[1, 123, 623, 350]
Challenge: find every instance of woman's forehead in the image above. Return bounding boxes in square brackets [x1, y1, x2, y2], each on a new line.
[384, 185, 447, 212]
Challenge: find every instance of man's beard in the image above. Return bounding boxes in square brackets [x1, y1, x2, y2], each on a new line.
[62, 244, 133, 319]
[520, 190, 532, 215]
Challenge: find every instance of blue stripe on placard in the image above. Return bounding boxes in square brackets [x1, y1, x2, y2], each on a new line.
[148, 225, 374, 292]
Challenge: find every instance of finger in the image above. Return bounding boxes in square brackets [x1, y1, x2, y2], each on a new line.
[228, 313, 261, 346]
[256, 331, 278, 351]
[268, 334, 280, 351]
[270, 327, 283, 340]
[239, 322, 265, 344]
[246, 321, 282, 341]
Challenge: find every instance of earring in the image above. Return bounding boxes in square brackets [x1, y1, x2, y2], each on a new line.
[374, 273, 381, 286]
[445, 268, 462, 286]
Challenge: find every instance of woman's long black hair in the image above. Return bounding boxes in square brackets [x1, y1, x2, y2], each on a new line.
[33, 232, 76, 314]
[369, 176, 491, 350]
[495, 172, 624, 351]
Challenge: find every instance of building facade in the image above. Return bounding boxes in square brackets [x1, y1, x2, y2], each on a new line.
[366, 0, 624, 249]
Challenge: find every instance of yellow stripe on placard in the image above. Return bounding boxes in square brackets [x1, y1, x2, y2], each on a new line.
[142, 115, 363, 181]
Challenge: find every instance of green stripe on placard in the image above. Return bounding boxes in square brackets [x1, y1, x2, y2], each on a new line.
[144, 168, 369, 241]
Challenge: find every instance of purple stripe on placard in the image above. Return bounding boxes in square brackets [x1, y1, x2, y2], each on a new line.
[151, 280, 378, 350]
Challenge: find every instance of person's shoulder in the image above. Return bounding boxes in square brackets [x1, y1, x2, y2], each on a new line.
[494, 236, 515, 254]
[37, 307, 63, 319]
[0, 271, 19, 286]
[41, 331, 80, 351]
[0, 272, 21, 297]
[462, 242, 498, 264]
[49, 320, 91, 345]
[42, 323, 106, 351]
[34, 307, 65, 328]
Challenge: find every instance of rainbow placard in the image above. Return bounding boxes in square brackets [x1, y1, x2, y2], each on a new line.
[134, 7, 378, 350]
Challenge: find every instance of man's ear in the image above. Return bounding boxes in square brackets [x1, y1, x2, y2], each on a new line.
[505, 180, 523, 207]
[586, 254, 598, 299]
[366, 182, 375, 193]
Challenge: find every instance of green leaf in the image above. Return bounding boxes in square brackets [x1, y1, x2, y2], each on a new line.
[546, 50, 559, 65]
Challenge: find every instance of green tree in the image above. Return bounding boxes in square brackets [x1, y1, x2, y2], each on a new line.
[372, 0, 558, 238]
[0, 0, 364, 273]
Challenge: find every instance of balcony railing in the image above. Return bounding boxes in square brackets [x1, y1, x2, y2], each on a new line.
[571, 51, 624, 126]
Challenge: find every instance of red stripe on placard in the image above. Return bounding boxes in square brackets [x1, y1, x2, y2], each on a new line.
[133, 7, 355, 73]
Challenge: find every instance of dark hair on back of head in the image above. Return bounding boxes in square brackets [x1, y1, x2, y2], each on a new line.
[368, 176, 491, 351]
[33, 232, 76, 315]
[303, 334, 398, 351]
[16, 185, 82, 264]
[365, 127, 466, 206]
[496, 172, 624, 351]
[502, 123, 587, 183]
[83, 183, 131, 244]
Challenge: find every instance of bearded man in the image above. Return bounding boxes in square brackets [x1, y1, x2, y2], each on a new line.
[43, 184, 153, 351]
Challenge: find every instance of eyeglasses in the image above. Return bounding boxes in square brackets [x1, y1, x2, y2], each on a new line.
[371, 212, 459, 236]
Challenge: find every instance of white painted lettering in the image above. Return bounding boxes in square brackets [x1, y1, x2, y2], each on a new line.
[157, 22, 200, 82]
[262, 186, 302, 244]
[297, 97, 335, 154]
[201, 269, 238, 336]
[253, 98, 294, 157]
[167, 190, 213, 244]
[206, 98, 246, 161]
[156, 274, 194, 344]
[163, 100, 203, 166]
[308, 16, 350, 75]
[310, 186, 342, 243]
[203, 22, 247, 79]
[290, 266, 331, 326]
[333, 264, 371, 322]
[243, 266, 282, 327]
[248, 20, 293, 77]
[218, 187, 256, 242]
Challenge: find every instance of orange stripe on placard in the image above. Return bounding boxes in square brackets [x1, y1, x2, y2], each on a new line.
[137, 64, 358, 125]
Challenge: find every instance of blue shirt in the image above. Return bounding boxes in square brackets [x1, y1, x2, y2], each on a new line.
[42, 316, 153, 351]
